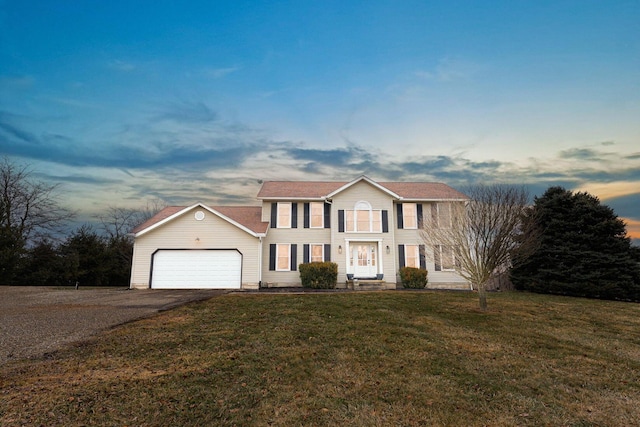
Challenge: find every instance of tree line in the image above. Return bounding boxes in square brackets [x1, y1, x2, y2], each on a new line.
[0, 157, 163, 287]
[2, 157, 639, 302]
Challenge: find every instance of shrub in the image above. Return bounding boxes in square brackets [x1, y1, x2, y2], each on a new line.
[400, 267, 428, 289]
[299, 262, 338, 289]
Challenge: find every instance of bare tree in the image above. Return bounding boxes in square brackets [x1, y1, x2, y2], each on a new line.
[0, 156, 74, 242]
[420, 184, 538, 310]
[98, 198, 167, 240]
[0, 156, 74, 284]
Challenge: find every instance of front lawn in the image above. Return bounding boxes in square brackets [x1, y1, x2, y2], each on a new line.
[2, 291, 640, 426]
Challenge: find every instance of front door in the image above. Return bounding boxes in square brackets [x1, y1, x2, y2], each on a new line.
[353, 244, 377, 278]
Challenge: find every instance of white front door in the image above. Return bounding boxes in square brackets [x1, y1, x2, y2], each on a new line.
[352, 244, 377, 278]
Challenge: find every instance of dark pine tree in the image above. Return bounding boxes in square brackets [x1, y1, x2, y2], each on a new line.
[512, 186, 640, 301]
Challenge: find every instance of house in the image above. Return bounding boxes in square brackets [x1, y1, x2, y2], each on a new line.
[129, 176, 470, 290]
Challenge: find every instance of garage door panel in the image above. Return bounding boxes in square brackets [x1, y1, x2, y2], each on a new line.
[151, 250, 241, 289]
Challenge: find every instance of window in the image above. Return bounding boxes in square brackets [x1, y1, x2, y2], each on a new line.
[403, 203, 417, 229]
[433, 203, 452, 228]
[276, 244, 291, 271]
[405, 245, 420, 268]
[310, 202, 324, 228]
[435, 245, 456, 271]
[310, 244, 324, 262]
[277, 202, 291, 228]
[345, 201, 382, 232]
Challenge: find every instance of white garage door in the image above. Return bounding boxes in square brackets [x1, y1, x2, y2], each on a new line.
[151, 250, 242, 289]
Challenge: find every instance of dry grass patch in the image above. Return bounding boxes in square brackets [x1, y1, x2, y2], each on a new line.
[1, 291, 640, 426]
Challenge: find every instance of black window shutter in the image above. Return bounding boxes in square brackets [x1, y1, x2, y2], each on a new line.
[270, 203, 277, 228]
[269, 244, 276, 270]
[434, 245, 442, 271]
[417, 204, 423, 229]
[419, 245, 427, 270]
[338, 210, 345, 232]
[382, 210, 389, 233]
[397, 204, 404, 229]
[303, 203, 310, 228]
[291, 203, 298, 228]
[324, 244, 331, 262]
[324, 203, 331, 228]
[290, 244, 297, 271]
[303, 244, 310, 263]
[398, 245, 405, 268]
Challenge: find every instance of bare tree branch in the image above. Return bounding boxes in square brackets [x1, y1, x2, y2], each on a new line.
[420, 184, 539, 310]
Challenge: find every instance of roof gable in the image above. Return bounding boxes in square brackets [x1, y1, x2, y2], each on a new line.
[132, 204, 268, 237]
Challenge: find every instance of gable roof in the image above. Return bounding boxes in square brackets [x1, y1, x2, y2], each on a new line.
[132, 204, 268, 237]
[257, 176, 468, 201]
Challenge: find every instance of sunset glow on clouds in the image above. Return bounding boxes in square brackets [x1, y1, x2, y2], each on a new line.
[0, 1, 638, 244]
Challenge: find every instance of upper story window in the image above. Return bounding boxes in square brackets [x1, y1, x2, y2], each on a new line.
[402, 203, 417, 229]
[310, 202, 324, 228]
[432, 203, 452, 228]
[346, 201, 382, 233]
[277, 202, 291, 228]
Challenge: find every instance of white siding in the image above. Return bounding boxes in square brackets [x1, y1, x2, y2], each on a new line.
[130, 207, 261, 289]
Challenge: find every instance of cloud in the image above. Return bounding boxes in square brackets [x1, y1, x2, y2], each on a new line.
[0, 112, 39, 144]
[108, 60, 136, 71]
[203, 66, 240, 79]
[0, 75, 35, 88]
[414, 57, 481, 82]
[154, 101, 218, 124]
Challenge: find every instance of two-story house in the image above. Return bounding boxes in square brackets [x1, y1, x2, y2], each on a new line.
[129, 176, 469, 290]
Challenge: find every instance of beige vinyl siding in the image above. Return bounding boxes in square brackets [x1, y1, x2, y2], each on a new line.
[261, 201, 331, 286]
[130, 207, 261, 289]
[394, 202, 468, 288]
[331, 181, 396, 285]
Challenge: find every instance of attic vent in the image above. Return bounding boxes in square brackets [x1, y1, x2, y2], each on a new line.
[194, 211, 205, 221]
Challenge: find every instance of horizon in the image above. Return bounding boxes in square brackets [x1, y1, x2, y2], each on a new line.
[1, 1, 638, 243]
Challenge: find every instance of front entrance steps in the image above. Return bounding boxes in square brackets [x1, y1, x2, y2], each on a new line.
[345, 279, 392, 291]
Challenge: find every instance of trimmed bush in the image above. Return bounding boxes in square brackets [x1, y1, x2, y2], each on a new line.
[299, 262, 338, 289]
[400, 266, 428, 289]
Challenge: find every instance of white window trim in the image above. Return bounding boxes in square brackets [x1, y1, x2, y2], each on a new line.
[346, 201, 383, 233]
[437, 244, 456, 271]
[404, 244, 420, 269]
[436, 203, 452, 228]
[403, 203, 418, 229]
[310, 202, 324, 229]
[276, 243, 291, 271]
[310, 243, 325, 262]
[277, 202, 292, 228]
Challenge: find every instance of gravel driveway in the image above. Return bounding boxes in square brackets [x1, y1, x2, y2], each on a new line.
[0, 286, 224, 365]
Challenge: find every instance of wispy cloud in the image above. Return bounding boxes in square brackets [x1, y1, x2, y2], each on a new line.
[154, 101, 218, 124]
[108, 59, 136, 72]
[414, 57, 481, 82]
[0, 75, 35, 88]
[203, 66, 240, 79]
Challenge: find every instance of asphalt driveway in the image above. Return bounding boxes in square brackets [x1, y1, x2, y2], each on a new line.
[0, 286, 224, 365]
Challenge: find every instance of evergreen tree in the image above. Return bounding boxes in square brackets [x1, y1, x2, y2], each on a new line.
[512, 186, 640, 300]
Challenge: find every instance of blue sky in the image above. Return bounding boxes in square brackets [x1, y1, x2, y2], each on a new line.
[1, 1, 639, 241]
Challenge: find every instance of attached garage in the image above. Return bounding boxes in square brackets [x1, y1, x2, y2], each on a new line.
[151, 249, 242, 289]
[129, 204, 268, 290]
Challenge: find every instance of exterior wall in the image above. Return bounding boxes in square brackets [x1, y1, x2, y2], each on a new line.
[330, 181, 397, 287]
[260, 182, 469, 290]
[130, 206, 261, 289]
[393, 201, 468, 289]
[261, 201, 332, 287]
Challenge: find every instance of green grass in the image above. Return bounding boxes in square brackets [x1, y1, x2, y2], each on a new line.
[2, 291, 640, 426]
